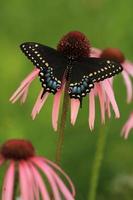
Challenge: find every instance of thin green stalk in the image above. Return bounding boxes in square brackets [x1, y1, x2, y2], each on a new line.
[55, 81, 70, 165]
[88, 124, 109, 200]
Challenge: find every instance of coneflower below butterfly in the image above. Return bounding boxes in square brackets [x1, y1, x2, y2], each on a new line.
[20, 31, 123, 103]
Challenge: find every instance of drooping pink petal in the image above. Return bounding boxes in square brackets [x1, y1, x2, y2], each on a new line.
[29, 161, 50, 200]
[89, 90, 95, 131]
[10, 82, 31, 104]
[108, 77, 113, 85]
[105, 95, 111, 118]
[95, 83, 105, 124]
[52, 89, 62, 131]
[2, 161, 15, 200]
[20, 86, 29, 104]
[21, 161, 36, 200]
[32, 158, 61, 200]
[36, 157, 75, 197]
[71, 99, 80, 126]
[123, 60, 133, 76]
[121, 124, 131, 139]
[10, 68, 40, 103]
[31, 89, 49, 120]
[122, 71, 133, 103]
[21, 68, 40, 85]
[36, 93, 49, 114]
[19, 161, 31, 200]
[102, 79, 120, 118]
[42, 163, 74, 200]
[121, 113, 133, 139]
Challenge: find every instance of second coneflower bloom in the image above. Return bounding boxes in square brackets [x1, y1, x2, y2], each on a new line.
[0, 139, 75, 200]
[91, 47, 133, 103]
[10, 31, 123, 130]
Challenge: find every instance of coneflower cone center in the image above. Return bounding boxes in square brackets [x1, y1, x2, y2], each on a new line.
[1, 139, 35, 160]
[57, 31, 90, 60]
[100, 48, 125, 63]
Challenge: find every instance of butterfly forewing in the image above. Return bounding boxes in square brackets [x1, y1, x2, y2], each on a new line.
[20, 42, 67, 94]
[69, 57, 123, 99]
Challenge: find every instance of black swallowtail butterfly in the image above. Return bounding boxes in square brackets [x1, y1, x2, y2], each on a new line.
[20, 41, 123, 102]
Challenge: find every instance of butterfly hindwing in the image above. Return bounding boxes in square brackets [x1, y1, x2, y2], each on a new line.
[20, 42, 67, 94]
[68, 65, 94, 99]
[69, 57, 123, 99]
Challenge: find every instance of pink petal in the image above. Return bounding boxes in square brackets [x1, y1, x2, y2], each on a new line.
[19, 161, 31, 200]
[21, 68, 40, 85]
[10, 83, 31, 104]
[29, 162, 50, 200]
[108, 77, 113, 85]
[42, 163, 74, 200]
[10, 68, 40, 103]
[31, 89, 49, 120]
[21, 161, 37, 200]
[36, 157, 75, 197]
[106, 96, 111, 118]
[2, 161, 15, 200]
[121, 124, 131, 139]
[52, 89, 62, 131]
[89, 90, 95, 131]
[122, 71, 133, 103]
[121, 113, 133, 139]
[95, 83, 105, 124]
[71, 99, 80, 125]
[123, 60, 133, 76]
[90, 47, 102, 57]
[102, 80, 120, 118]
[20, 86, 29, 104]
[32, 158, 61, 200]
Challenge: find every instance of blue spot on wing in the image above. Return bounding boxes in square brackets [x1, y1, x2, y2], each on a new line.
[39, 67, 62, 94]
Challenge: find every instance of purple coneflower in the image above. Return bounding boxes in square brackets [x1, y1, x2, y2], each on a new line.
[121, 113, 133, 139]
[10, 31, 123, 131]
[0, 139, 75, 200]
[91, 47, 133, 103]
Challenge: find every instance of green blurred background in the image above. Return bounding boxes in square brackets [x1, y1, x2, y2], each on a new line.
[0, 0, 133, 199]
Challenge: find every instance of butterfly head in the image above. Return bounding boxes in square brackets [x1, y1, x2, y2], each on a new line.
[100, 48, 125, 63]
[57, 31, 90, 61]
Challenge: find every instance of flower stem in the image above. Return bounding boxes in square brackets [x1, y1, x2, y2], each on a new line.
[88, 124, 109, 200]
[55, 81, 70, 165]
